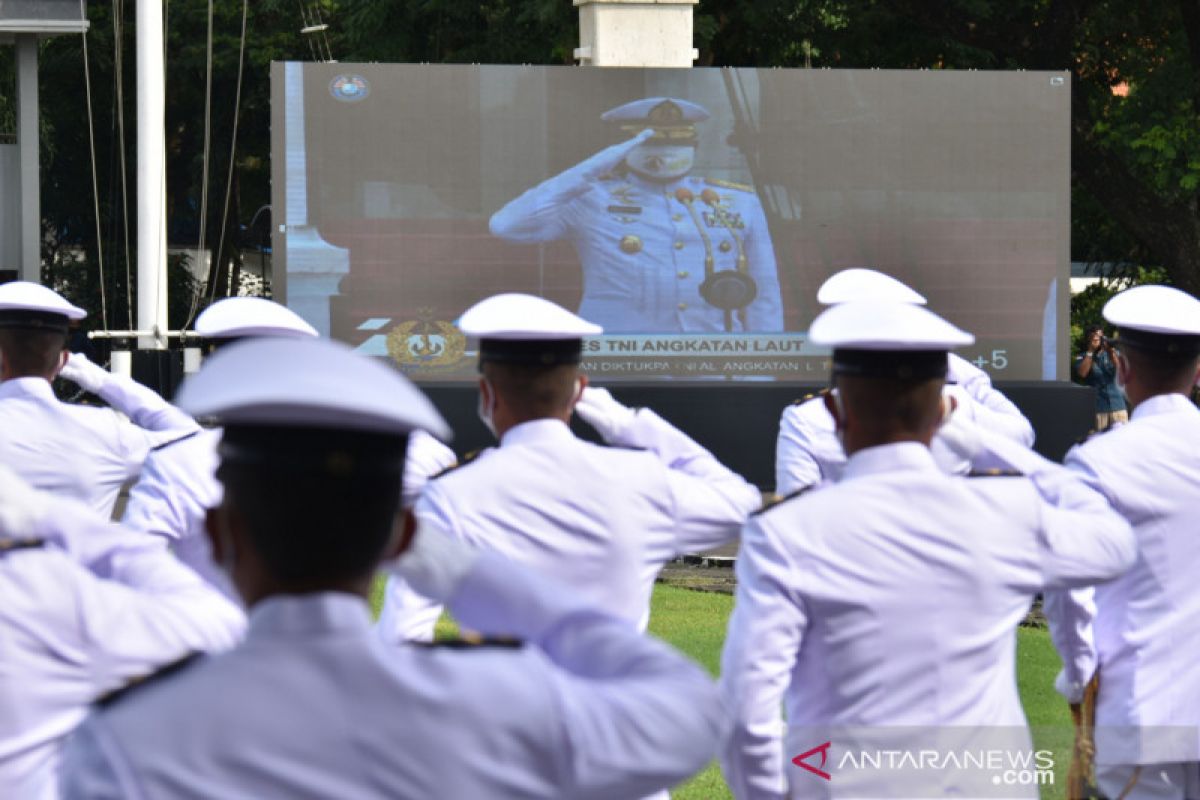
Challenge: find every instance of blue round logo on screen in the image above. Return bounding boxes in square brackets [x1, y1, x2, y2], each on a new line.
[330, 74, 370, 103]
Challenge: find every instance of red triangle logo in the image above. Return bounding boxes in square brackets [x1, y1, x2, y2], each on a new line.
[792, 741, 832, 781]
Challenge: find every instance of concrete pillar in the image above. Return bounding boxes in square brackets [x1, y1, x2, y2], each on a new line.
[574, 0, 699, 67]
[15, 34, 39, 282]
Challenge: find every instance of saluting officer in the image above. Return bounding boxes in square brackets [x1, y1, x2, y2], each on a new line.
[721, 300, 1134, 799]
[1045, 285, 1200, 799]
[775, 268, 1035, 494]
[60, 336, 725, 799]
[377, 292, 761, 645]
[490, 98, 784, 333]
[0, 467, 244, 799]
[122, 296, 455, 599]
[0, 282, 197, 516]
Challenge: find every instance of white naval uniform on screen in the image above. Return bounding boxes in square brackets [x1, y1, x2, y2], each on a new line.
[0, 501, 244, 800]
[721, 440, 1135, 800]
[0, 377, 196, 516]
[774, 355, 1034, 494]
[1044, 393, 1200, 798]
[60, 551, 726, 800]
[379, 411, 761, 643]
[490, 170, 784, 333]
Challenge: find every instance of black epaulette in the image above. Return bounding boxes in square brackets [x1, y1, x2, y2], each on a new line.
[429, 448, 484, 481]
[0, 538, 45, 554]
[150, 429, 201, 453]
[967, 468, 1024, 478]
[415, 633, 523, 650]
[752, 485, 815, 516]
[790, 388, 829, 406]
[96, 653, 203, 708]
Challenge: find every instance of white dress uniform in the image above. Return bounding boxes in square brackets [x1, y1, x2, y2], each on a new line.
[121, 297, 321, 595]
[1043, 286, 1200, 799]
[378, 293, 761, 644]
[0, 283, 197, 516]
[721, 301, 1135, 800]
[775, 269, 1033, 494]
[0, 474, 244, 800]
[60, 335, 725, 800]
[490, 98, 784, 333]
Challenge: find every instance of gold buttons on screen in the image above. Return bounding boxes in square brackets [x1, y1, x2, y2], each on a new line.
[619, 235, 643, 254]
[677, 271, 689, 279]
[673, 241, 684, 250]
[677, 302, 688, 310]
[719, 240, 732, 253]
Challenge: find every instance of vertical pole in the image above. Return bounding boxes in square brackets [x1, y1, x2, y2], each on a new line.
[136, 0, 168, 349]
[15, 34, 40, 283]
[574, 0, 699, 67]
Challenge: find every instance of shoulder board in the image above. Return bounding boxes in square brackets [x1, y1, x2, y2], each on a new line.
[96, 653, 203, 709]
[150, 429, 201, 453]
[967, 469, 1024, 478]
[705, 177, 754, 193]
[415, 634, 523, 650]
[0, 538, 44, 555]
[790, 388, 829, 406]
[429, 448, 483, 481]
[753, 485, 815, 516]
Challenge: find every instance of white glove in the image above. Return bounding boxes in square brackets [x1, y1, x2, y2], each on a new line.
[58, 351, 111, 395]
[0, 463, 51, 540]
[570, 129, 655, 183]
[1054, 669, 1087, 705]
[574, 386, 638, 444]
[389, 518, 479, 603]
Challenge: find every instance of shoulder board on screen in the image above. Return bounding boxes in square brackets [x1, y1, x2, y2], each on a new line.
[151, 429, 202, 453]
[967, 469, 1024, 478]
[414, 635, 523, 650]
[0, 538, 45, 555]
[705, 177, 754, 193]
[753, 485, 815, 516]
[96, 653, 203, 708]
[790, 388, 829, 406]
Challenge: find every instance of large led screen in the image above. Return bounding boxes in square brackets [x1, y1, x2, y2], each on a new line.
[271, 63, 1069, 382]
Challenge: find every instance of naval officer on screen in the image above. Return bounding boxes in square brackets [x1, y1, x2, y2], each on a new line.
[489, 97, 785, 334]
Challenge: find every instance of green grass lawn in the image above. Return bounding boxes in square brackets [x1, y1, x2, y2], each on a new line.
[370, 579, 1074, 799]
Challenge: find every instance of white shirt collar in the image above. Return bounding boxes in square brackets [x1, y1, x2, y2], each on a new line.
[841, 441, 939, 481]
[500, 417, 575, 448]
[1131, 392, 1198, 421]
[247, 592, 372, 639]
[0, 376, 56, 400]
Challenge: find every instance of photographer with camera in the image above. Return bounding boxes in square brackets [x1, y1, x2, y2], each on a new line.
[1077, 324, 1129, 429]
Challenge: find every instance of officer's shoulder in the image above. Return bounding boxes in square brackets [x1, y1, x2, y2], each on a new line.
[429, 448, 487, 481]
[414, 633, 523, 651]
[95, 653, 205, 709]
[753, 484, 817, 516]
[704, 177, 755, 193]
[0, 537, 45, 556]
[966, 468, 1025, 478]
[150, 429, 202, 453]
[790, 388, 830, 407]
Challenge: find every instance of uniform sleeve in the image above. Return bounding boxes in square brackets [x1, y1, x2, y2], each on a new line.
[39, 502, 245, 693]
[741, 194, 784, 332]
[719, 516, 807, 800]
[1042, 587, 1097, 700]
[374, 574, 442, 644]
[87, 370, 198, 434]
[121, 449, 193, 542]
[59, 717, 145, 800]
[962, 382, 1035, 447]
[446, 552, 727, 799]
[618, 408, 760, 555]
[401, 431, 457, 510]
[488, 169, 590, 243]
[775, 405, 822, 495]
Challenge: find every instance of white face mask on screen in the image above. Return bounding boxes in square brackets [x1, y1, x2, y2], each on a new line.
[626, 144, 695, 181]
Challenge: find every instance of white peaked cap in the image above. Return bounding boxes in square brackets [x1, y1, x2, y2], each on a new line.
[176, 336, 450, 440]
[816, 268, 927, 306]
[196, 297, 318, 339]
[0, 281, 87, 320]
[1103, 285, 1200, 336]
[458, 293, 602, 339]
[810, 300, 974, 350]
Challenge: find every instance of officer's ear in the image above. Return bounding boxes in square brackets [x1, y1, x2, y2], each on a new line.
[383, 509, 417, 560]
[1115, 349, 1132, 387]
[572, 373, 588, 406]
[823, 390, 845, 431]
